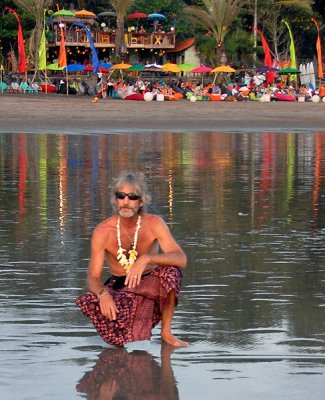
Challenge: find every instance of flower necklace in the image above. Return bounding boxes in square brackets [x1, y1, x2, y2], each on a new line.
[116, 215, 142, 273]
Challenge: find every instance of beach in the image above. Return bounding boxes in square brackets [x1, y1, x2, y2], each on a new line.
[1, 94, 325, 133]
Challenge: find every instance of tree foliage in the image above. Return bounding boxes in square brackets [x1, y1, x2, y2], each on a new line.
[106, 0, 135, 59]
[257, 0, 313, 60]
[11, 0, 52, 70]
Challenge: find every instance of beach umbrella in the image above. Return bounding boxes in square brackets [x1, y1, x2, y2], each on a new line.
[126, 12, 148, 20]
[63, 63, 85, 72]
[83, 66, 94, 72]
[162, 63, 180, 73]
[100, 62, 113, 69]
[128, 64, 145, 71]
[75, 10, 96, 18]
[143, 64, 163, 70]
[52, 10, 75, 17]
[126, 12, 148, 28]
[191, 64, 212, 85]
[256, 66, 278, 73]
[177, 63, 197, 72]
[211, 65, 236, 73]
[83, 65, 110, 73]
[97, 11, 117, 18]
[277, 67, 301, 75]
[191, 65, 212, 73]
[112, 62, 131, 79]
[148, 13, 166, 32]
[46, 62, 63, 71]
[148, 13, 166, 21]
[128, 64, 145, 77]
[98, 66, 111, 73]
[112, 62, 132, 70]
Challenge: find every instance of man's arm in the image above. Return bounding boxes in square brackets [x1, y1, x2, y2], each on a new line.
[144, 216, 187, 268]
[87, 227, 107, 296]
[125, 215, 187, 288]
[87, 227, 118, 320]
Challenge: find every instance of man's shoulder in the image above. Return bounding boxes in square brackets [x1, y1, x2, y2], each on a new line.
[142, 213, 167, 230]
[142, 213, 163, 222]
[94, 216, 117, 234]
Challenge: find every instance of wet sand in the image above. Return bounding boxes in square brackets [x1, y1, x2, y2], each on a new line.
[1, 93, 325, 134]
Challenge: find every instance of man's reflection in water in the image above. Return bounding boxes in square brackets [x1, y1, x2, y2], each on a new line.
[76, 343, 179, 400]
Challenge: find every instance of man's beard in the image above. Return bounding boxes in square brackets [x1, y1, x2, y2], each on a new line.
[118, 207, 137, 218]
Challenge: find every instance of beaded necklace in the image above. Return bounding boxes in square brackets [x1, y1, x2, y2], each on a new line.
[116, 215, 142, 273]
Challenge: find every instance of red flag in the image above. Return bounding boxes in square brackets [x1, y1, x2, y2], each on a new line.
[311, 17, 324, 79]
[253, 27, 274, 83]
[5, 7, 27, 73]
[252, 27, 272, 67]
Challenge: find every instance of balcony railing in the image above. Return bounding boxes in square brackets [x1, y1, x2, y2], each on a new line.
[47, 30, 176, 49]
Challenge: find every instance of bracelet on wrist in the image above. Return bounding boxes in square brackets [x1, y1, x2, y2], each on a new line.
[98, 291, 109, 300]
[97, 288, 109, 299]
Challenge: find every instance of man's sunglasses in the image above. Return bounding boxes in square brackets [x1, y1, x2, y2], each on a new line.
[115, 192, 141, 201]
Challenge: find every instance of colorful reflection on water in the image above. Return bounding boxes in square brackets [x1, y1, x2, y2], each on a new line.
[0, 131, 325, 400]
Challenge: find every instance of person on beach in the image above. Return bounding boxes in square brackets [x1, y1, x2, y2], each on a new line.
[76, 171, 189, 347]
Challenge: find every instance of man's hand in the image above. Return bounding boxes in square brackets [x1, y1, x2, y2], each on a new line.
[125, 255, 149, 288]
[99, 293, 118, 321]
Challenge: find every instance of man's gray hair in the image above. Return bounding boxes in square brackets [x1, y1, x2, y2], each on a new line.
[111, 171, 151, 213]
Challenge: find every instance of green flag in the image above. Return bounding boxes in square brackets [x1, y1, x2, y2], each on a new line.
[38, 27, 47, 70]
[283, 20, 297, 79]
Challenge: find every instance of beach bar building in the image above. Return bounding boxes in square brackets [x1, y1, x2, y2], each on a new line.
[46, 10, 178, 65]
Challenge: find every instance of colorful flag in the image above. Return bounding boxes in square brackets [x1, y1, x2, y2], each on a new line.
[58, 33, 67, 68]
[69, 22, 100, 74]
[311, 17, 324, 79]
[5, 7, 27, 73]
[283, 20, 296, 70]
[38, 27, 47, 70]
[252, 27, 272, 67]
[56, 4, 67, 68]
[38, 10, 47, 70]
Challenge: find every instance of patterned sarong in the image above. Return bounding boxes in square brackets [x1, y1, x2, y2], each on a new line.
[76, 265, 182, 346]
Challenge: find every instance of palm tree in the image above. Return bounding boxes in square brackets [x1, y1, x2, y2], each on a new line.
[107, 0, 135, 60]
[13, 0, 52, 71]
[184, 0, 249, 63]
[185, 0, 313, 64]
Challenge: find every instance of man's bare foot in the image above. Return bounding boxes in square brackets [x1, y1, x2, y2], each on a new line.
[162, 332, 189, 347]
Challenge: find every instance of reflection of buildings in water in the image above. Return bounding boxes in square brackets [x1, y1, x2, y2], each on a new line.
[76, 344, 179, 400]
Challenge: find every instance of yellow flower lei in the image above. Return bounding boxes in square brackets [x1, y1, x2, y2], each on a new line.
[116, 215, 142, 273]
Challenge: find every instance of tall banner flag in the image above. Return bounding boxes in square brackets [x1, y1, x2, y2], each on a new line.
[311, 17, 324, 79]
[69, 22, 100, 74]
[5, 7, 27, 73]
[58, 32, 67, 68]
[56, 4, 67, 68]
[38, 10, 47, 70]
[252, 27, 272, 67]
[252, 27, 274, 83]
[282, 20, 297, 69]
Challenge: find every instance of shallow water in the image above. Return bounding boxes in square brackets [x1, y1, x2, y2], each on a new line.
[0, 131, 325, 399]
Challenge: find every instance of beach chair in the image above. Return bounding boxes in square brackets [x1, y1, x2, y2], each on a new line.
[9, 82, 21, 93]
[0, 82, 8, 93]
[30, 83, 41, 94]
[20, 82, 34, 94]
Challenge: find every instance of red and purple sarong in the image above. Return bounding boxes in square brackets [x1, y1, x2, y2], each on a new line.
[76, 265, 182, 346]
